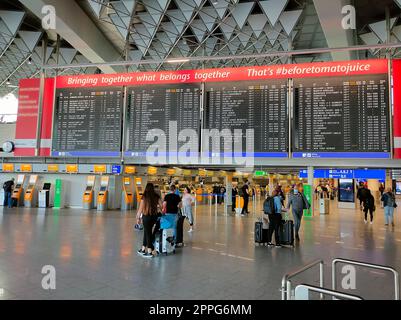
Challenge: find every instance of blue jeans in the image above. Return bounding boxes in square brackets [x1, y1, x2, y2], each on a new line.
[292, 209, 303, 236]
[384, 206, 394, 224]
[4, 191, 12, 208]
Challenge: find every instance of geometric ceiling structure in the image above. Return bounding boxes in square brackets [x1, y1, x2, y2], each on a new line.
[0, 0, 400, 97]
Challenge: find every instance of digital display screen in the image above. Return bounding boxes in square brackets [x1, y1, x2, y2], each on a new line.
[338, 179, 355, 203]
[52, 88, 123, 157]
[293, 75, 390, 158]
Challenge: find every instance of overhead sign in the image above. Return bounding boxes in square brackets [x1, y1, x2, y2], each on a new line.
[20, 164, 32, 172]
[111, 165, 122, 175]
[66, 164, 78, 173]
[2, 164, 14, 172]
[299, 169, 385, 180]
[94, 165, 107, 174]
[47, 164, 59, 172]
[55, 60, 388, 88]
[124, 166, 136, 174]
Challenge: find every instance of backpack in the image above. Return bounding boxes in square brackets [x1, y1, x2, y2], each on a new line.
[263, 196, 276, 214]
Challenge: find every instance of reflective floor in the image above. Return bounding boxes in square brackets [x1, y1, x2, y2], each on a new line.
[0, 198, 400, 300]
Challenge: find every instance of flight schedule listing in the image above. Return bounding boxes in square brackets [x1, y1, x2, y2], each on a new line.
[53, 88, 123, 156]
[293, 75, 390, 157]
[204, 81, 288, 155]
[126, 84, 201, 154]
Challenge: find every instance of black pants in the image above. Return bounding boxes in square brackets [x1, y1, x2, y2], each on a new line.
[175, 215, 185, 244]
[267, 214, 281, 244]
[364, 208, 374, 222]
[241, 197, 249, 214]
[143, 215, 158, 250]
[232, 196, 236, 211]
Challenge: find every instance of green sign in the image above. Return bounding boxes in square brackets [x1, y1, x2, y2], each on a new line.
[54, 179, 62, 209]
[254, 171, 266, 177]
[303, 184, 313, 217]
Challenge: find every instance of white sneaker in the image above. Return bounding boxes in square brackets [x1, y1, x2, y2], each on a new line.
[188, 228, 193, 233]
[370, 221, 373, 225]
[364, 220, 367, 224]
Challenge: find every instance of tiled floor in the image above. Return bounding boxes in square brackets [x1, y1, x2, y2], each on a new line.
[0, 198, 400, 300]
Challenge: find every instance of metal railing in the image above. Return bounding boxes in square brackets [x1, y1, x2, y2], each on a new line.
[294, 284, 363, 300]
[332, 258, 400, 300]
[281, 259, 324, 300]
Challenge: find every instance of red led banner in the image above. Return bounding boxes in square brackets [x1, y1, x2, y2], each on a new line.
[56, 59, 388, 88]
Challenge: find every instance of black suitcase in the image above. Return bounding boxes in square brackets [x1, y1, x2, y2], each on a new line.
[255, 221, 268, 245]
[175, 215, 185, 245]
[280, 220, 295, 246]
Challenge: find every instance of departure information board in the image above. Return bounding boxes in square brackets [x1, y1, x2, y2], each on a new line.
[125, 84, 201, 159]
[204, 81, 288, 157]
[52, 88, 123, 157]
[293, 74, 390, 158]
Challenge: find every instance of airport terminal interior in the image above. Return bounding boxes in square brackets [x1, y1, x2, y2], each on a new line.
[1, 0, 401, 301]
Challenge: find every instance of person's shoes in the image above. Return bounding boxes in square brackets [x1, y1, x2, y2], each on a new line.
[295, 235, 300, 241]
[142, 252, 154, 259]
[241, 214, 245, 217]
[364, 220, 367, 224]
[275, 244, 282, 248]
[137, 249, 146, 255]
[385, 224, 389, 226]
[176, 243, 183, 248]
[188, 228, 193, 233]
[370, 221, 373, 225]
[267, 242, 274, 247]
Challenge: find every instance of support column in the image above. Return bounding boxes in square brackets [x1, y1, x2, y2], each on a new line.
[307, 166, 314, 216]
[225, 172, 233, 207]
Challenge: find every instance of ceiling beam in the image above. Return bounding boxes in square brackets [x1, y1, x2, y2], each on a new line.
[19, 0, 122, 73]
[313, 0, 356, 61]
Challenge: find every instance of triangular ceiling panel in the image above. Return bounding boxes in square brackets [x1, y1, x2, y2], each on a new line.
[60, 48, 78, 64]
[248, 14, 268, 38]
[279, 9, 302, 35]
[212, 0, 229, 19]
[174, 0, 195, 22]
[87, 0, 102, 17]
[18, 31, 42, 51]
[369, 18, 397, 43]
[121, 0, 136, 14]
[264, 24, 282, 46]
[231, 2, 254, 29]
[190, 19, 207, 42]
[259, 0, 288, 27]
[237, 26, 253, 47]
[0, 11, 25, 36]
[168, 9, 186, 34]
[220, 16, 236, 41]
[199, 7, 218, 32]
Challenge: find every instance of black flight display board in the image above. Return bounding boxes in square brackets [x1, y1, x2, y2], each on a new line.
[52, 87, 123, 157]
[204, 80, 288, 157]
[125, 84, 201, 159]
[293, 74, 390, 159]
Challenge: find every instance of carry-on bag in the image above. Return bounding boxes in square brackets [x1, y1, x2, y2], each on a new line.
[280, 220, 295, 247]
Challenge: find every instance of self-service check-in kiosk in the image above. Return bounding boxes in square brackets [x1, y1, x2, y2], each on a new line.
[97, 176, 109, 211]
[11, 175, 25, 207]
[83, 176, 96, 210]
[134, 177, 143, 209]
[24, 175, 38, 208]
[121, 177, 134, 211]
[39, 183, 51, 208]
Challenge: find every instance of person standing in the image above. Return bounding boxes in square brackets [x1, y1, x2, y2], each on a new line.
[136, 183, 163, 258]
[267, 190, 283, 248]
[241, 181, 250, 216]
[2, 178, 14, 208]
[232, 185, 238, 212]
[381, 188, 396, 227]
[182, 187, 195, 232]
[286, 183, 310, 241]
[363, 189, 375, 224]
[163, 185, 183, 246]
[357, 183, 369, 211]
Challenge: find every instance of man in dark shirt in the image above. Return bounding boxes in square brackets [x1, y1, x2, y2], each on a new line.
[3, 178, 14, 208]
[163, 185, 183, 246]
[241, 181, 250, 216]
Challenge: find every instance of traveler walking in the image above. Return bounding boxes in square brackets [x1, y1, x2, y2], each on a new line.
[136, 183, 163, 258]
[267, 190, 284, 247]
[241, 181, 250, 216]
[182, 187, 195, 232]
[381, 188, 396, 227]
[286, 183, 310, 241]
[363, 189, 375, 224]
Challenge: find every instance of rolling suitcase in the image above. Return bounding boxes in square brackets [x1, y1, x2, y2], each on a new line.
[255, 221, 268, 245]
[154, 228, 176, 255]
[280, 220, 295, 247]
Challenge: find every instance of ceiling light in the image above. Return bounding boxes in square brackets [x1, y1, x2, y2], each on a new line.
[166, 58, 190, 63]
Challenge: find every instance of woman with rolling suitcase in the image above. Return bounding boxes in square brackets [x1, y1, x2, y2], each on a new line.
[136, 183, 163, 258]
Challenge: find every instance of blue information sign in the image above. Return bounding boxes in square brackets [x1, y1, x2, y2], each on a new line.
[299, 169, 385, 180]
[112, 165, 122, 174]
